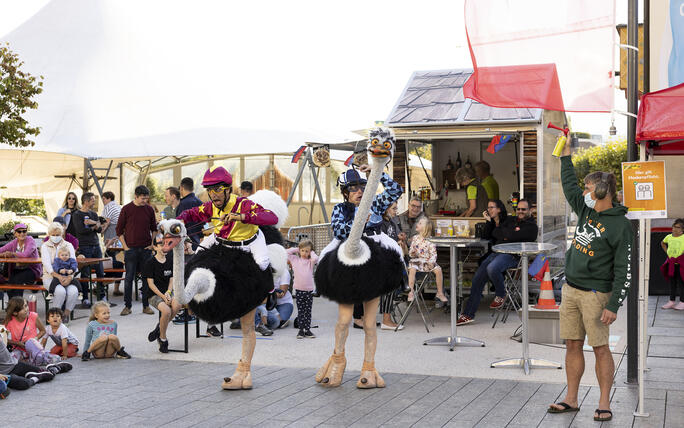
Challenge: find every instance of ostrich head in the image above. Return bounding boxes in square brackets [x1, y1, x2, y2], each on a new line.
[158, 219, 187, 253]
[367, 127, 395, 166]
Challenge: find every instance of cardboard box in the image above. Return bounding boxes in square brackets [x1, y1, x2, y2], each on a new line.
[429, 216, 485, 238]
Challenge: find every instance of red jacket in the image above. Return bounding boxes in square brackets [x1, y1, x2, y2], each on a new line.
[660, 254, 684, 281]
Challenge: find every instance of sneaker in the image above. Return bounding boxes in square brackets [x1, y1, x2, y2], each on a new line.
[296, 329, 305, 339]
[25, 371, 55, 383]
[674, 302, 684, 311]
[662, 300, 677, 309]
[489, 296, 506, 309]
[0, 387, 10, 399]
[81, 351, 91, 361]
[120, 307, 132, 316]
[278, 319, 290, 329]
[142, 306, 155, 315]
[303, 329, 316, 339]
[381, 323, 404, 330]
[172, 311, 186, 324]
[46, 293, 54, 300]
[159, 339, 169, 354]
[206, 326, 222, 337]
[46, 362, 73, 374]
[148, 323, 160, 342]
[293, 317, 299, 329]
[434, 296, 449, 309]
[456, 314, 474, 325]
[116, 347, 132, 359]
[78, 292, 83, 300]
[229, 320, 241, 329]
[256, 324, 273, 336]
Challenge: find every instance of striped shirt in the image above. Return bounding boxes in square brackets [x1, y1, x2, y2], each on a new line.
[102, 201, 122, 240]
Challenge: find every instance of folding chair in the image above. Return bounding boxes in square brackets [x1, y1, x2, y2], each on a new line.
[491, 258, 524, 328]
[395, 271, 435, 332]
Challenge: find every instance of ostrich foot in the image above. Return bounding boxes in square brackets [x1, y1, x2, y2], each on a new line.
[315, 351, 346, 387]
[357, 361, 385, 389]
[222, 360, 252, 390]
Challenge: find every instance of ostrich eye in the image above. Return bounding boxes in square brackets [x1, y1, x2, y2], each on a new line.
[383, 141, 391, 149]
[170, 224, 181, 235]
[371, 138, 379, 145]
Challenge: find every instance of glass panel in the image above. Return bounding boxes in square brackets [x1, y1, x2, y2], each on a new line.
[244, 156, 270, 192]
[213, 158, 241, 185]
[273, 156, 299, 201]
[121, 165, 138, 205]
[146, 169, 174, 204]
[181, 162, 209, 199]
[329, 160, 346, 203]
[300, 164, 327, 203]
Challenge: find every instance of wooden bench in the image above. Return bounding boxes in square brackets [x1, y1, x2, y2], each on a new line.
[103, 268, 125, 274]
[79, 277, 124, 302]
[0, 284, 48, 314]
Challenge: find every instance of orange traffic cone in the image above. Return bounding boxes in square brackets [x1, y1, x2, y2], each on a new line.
[534, 266, 559, 309]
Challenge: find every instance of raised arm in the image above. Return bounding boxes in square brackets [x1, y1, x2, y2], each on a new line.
[371, 172, 404, 216]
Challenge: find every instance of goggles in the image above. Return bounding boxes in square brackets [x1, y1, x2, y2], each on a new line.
[206, 185, 229, 195]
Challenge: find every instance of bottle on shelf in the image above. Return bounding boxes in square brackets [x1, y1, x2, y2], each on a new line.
[455, 152, 462, 169]
[465, 156, 472, 169]
[446, 156, 454, 170]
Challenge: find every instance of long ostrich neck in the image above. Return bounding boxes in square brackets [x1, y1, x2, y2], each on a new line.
[344, 157, 385, 259]
[172, 244, 189, 304]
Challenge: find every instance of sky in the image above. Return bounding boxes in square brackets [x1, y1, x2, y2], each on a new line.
[0, 0, 637, 149]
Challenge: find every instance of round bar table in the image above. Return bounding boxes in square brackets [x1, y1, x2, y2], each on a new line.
[424, 237, 488, 350]
[490, 242, 561, 374]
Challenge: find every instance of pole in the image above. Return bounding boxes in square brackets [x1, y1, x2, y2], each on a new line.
[626, 0, 639, 385]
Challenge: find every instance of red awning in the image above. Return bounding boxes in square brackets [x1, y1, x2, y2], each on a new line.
[636, 82, 684, 155]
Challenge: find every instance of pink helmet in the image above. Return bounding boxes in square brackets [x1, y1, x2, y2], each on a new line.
[202, 166, 233, 187]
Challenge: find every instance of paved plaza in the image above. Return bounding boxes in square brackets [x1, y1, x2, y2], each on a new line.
[3, 296, 683, 427]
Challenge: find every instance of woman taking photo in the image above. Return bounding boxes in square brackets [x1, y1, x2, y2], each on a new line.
[57, 192, 80, 236]
[0, 223, 42, 299]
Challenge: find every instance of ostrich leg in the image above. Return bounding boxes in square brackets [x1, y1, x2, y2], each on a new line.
[222, 308, 257, 390]
[358, 297, 385, 388]
[315, 304, 352, 387]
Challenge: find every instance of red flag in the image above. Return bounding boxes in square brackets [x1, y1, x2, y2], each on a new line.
[291, 146, 307, 163]
[463, 0, 615, 112]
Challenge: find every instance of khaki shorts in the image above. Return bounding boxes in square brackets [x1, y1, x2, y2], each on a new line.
[559, 284, 611, 347]
[149, 294, 165, 310]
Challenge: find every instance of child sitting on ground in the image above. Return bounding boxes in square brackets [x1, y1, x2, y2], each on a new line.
[287, 239, 318, 339]
[0, 329, 71, 392]
[407, 217, 447, 307]
[40, 307, 80, 359]
[144, 235, 182, 353]
[48, 246, 84, 301]
[661, 218, 684, 310]
[81, 301, 131, 361]
[4, 297, 61, 366]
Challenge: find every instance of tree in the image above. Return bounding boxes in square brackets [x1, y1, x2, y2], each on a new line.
[1, 198, 47, 218]
[0, 43, 44, 148]
[572, 137, 627, 192]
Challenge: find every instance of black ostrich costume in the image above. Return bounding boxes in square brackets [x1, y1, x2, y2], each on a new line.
[314, 236, 404, 304]
[184, 244, 272, 324]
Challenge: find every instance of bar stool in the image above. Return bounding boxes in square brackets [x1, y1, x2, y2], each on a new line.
[395, 271, 435, 332]
[491, 259, 523, 328]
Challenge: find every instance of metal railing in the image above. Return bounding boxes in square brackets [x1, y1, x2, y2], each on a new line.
[287, 223, 333, 254]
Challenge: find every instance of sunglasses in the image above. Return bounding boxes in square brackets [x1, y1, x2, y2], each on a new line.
[347, 185, 365, 193]
[207, 186, 228, 195]
[516, 208, 528, 212]
[15, 229, 27, 234]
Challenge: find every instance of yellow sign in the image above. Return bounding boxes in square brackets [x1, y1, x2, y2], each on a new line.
[622, 161, 667, 219]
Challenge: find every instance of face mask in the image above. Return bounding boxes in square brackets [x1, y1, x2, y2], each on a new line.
[50, 236, 62, 244]
[584, 192, 597, 209]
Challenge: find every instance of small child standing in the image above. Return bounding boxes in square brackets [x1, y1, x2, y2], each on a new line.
[287, 240, 318, 339]
[81, 301, 131, 360]
[661, 218, 684, 310]
[41, 307, 80, 359]
[48, 246, 83, 300]
[4, 297, 60, 366]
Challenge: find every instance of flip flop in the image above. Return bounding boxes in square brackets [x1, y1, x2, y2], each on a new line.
[547, 402, 580, 413]
[594, 409, 612, 421]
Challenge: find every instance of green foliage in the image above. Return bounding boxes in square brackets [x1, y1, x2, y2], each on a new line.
[414, 145, 432, 161]
[1, 198, 46, 218]
[0, 43, 44, 148]
[145, 177, 164, 203]
[572, 138, 627, 191]
[0, 219, 20, 235]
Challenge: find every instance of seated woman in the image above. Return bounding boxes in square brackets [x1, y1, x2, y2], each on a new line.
[480, 199, 509, 262]
[407, 217, 447, 308]
[43, 216, 79, 252]
[41, 222, 81, 319]
[0, 224, 42, 300]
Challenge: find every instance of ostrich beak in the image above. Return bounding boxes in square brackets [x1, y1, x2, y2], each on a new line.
[162, 235, 182, 253]
[369, 145, 391, 158]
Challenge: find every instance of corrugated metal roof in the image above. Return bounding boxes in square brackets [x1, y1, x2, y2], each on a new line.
[386, 69, 542, 127]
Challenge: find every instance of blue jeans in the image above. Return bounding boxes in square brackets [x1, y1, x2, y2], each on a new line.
[255, 303, 293, 330]
[80, 245, 105, 300]
[124, 247, 152, 309]
[463, 253, 518, 318]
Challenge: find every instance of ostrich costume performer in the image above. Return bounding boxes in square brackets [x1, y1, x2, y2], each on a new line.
[170, 167, 287, 390]
[314, 127, 404, 388]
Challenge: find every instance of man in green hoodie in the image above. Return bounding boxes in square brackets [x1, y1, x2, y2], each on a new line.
[548, 144, 632, 422]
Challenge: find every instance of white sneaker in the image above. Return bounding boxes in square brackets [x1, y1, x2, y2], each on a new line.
[381, 323, 404, 330]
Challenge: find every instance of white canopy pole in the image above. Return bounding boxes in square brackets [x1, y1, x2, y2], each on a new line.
[634, 142, 649, 417]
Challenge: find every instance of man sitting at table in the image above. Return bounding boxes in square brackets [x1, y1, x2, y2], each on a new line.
[457, 198, 538, 325]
